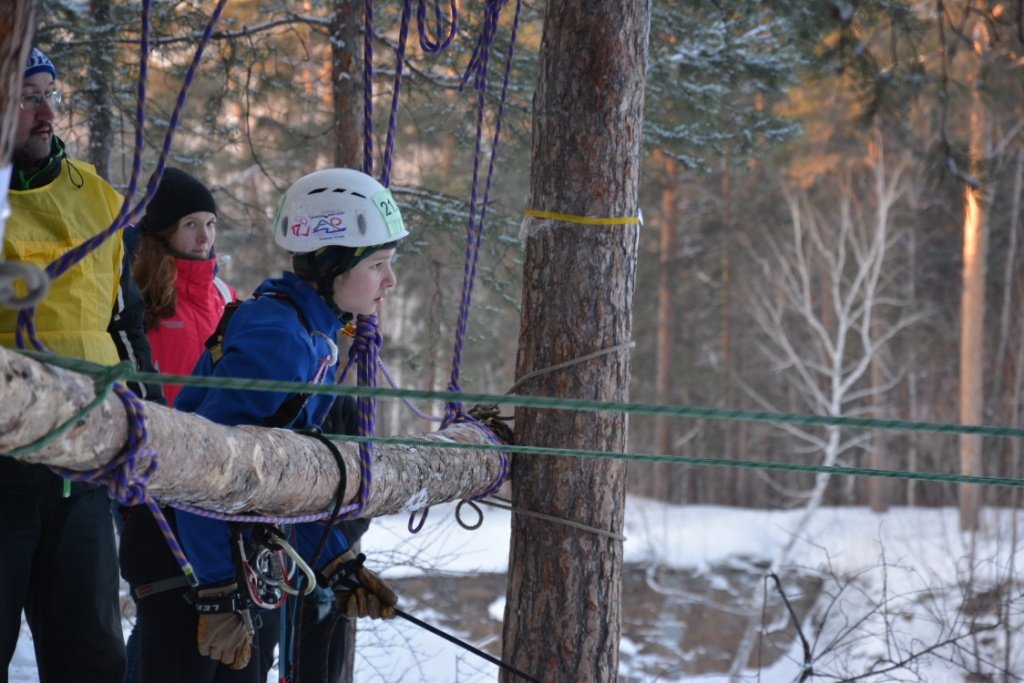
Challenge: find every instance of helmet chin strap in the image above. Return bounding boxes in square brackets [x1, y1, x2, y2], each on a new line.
[316, 276, 348, 320]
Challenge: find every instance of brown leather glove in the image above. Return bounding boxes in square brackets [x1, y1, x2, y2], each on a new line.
[323, 550, 398, 620]
[194, 582, 254, 670]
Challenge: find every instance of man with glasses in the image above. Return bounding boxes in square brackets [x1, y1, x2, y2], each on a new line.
[0, 47, 162, 683]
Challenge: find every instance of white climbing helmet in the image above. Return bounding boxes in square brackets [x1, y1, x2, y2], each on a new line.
[273, 168, 408, 253]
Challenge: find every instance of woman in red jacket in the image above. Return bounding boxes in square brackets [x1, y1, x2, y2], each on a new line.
[132, 167, 237, 405]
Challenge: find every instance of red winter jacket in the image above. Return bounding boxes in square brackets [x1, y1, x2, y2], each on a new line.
[147, 257, 236, 405]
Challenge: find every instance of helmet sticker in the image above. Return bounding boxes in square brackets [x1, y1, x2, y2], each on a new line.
[290, 211, 349, 241]
[372, 189, 405, 237]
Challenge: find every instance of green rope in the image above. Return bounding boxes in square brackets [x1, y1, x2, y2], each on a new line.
[2, 358, 129, 459]
[120, 369, 1024, 440]
[326, 434, 1024, 489]
[10, 349, 1024, 490]
[17, 349, 1024, 439]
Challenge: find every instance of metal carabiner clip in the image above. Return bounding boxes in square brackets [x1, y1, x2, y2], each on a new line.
[261, 528, 318, 596]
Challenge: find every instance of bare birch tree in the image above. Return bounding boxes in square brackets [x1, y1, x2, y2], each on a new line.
[728, 136, 925, 678]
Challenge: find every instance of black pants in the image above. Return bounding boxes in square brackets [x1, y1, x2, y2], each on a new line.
[134, 586, 262, 683]
[0, 481, 125, 683]
[259, 591, 353, 683]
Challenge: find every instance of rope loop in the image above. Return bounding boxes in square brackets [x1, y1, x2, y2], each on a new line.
[408, 506, 429, 533]
[416, 0, 459, 53]
[454, 499, 484, 530]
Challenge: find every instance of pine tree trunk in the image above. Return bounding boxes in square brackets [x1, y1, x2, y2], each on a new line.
[0, 345, 505, 518]
[501, 2, 650, 681]
[330, 0, 362, 169]
[86, 0, 114, 180]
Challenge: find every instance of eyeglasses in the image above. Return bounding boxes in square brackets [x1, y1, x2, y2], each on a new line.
[19, 90, 62, 111]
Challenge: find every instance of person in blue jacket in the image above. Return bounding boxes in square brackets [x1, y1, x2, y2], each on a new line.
[124, 168, 406, 682]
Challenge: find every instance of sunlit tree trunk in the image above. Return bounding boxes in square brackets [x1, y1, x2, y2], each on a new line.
[958, 16, 990, 532]
[501, 1, 650, 680]
[330, 0, 362, 169]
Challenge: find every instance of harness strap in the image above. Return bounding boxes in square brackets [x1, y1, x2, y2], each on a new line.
[131, 574, 192, 601]
[188, 589, 250, 614]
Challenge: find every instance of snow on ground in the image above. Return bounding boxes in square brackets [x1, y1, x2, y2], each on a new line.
[10, 498, 1024, 682]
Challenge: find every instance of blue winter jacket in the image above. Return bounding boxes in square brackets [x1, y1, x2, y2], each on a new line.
[174, 271, 350, 584]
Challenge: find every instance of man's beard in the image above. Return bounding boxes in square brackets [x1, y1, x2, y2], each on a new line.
[13, 130, 53, 167]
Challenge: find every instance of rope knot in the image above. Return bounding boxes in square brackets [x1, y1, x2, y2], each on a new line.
[347, 314, 382, 359]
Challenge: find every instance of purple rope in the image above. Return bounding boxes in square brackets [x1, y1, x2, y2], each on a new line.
[350, 314, 382, 517]
[380, 0, 413, 189]
[171, 501, 360, 526]
[417, 0, 458, 53]
[443, 0, 521, 427]
[49, 382, 198, 582]
[406, 0, 522, 533]
[182, 1, 515, 533]
[377, 357, 442, 423]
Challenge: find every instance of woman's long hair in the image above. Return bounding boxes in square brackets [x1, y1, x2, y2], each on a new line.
[132, 225, 178, 331]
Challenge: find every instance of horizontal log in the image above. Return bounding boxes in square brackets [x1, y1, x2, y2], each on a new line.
[0, 345, 507, 518]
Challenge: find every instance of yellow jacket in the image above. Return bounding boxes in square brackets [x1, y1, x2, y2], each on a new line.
[0, 160, 124, 364]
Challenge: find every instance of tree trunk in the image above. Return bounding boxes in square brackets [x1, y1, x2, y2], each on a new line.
[0, 345, 505, 518]
[0, 1, 38, 240]
[721, 159, 742, 505]
[502, 2, 650, 681]
[958, 15, 991, 531]
[654, 153, 679, 500]
[329, 5, 366, 672]
[330, 0, 363, 169]
[86, 0, 114, 180]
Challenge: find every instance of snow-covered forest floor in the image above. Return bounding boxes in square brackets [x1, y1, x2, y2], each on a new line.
[11, 497, 1024, 682]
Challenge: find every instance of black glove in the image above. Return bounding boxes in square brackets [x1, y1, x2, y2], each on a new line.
[193, 581, 254, 670]
[322, 550, 398, 620]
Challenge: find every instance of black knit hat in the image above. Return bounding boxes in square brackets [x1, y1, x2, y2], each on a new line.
[139, 167, 217, 234]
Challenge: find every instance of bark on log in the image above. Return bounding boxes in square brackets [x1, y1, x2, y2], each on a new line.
[0, 345, 505, 518]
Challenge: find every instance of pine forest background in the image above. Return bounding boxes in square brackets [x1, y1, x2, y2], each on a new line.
[32, 0, 1024, 514]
